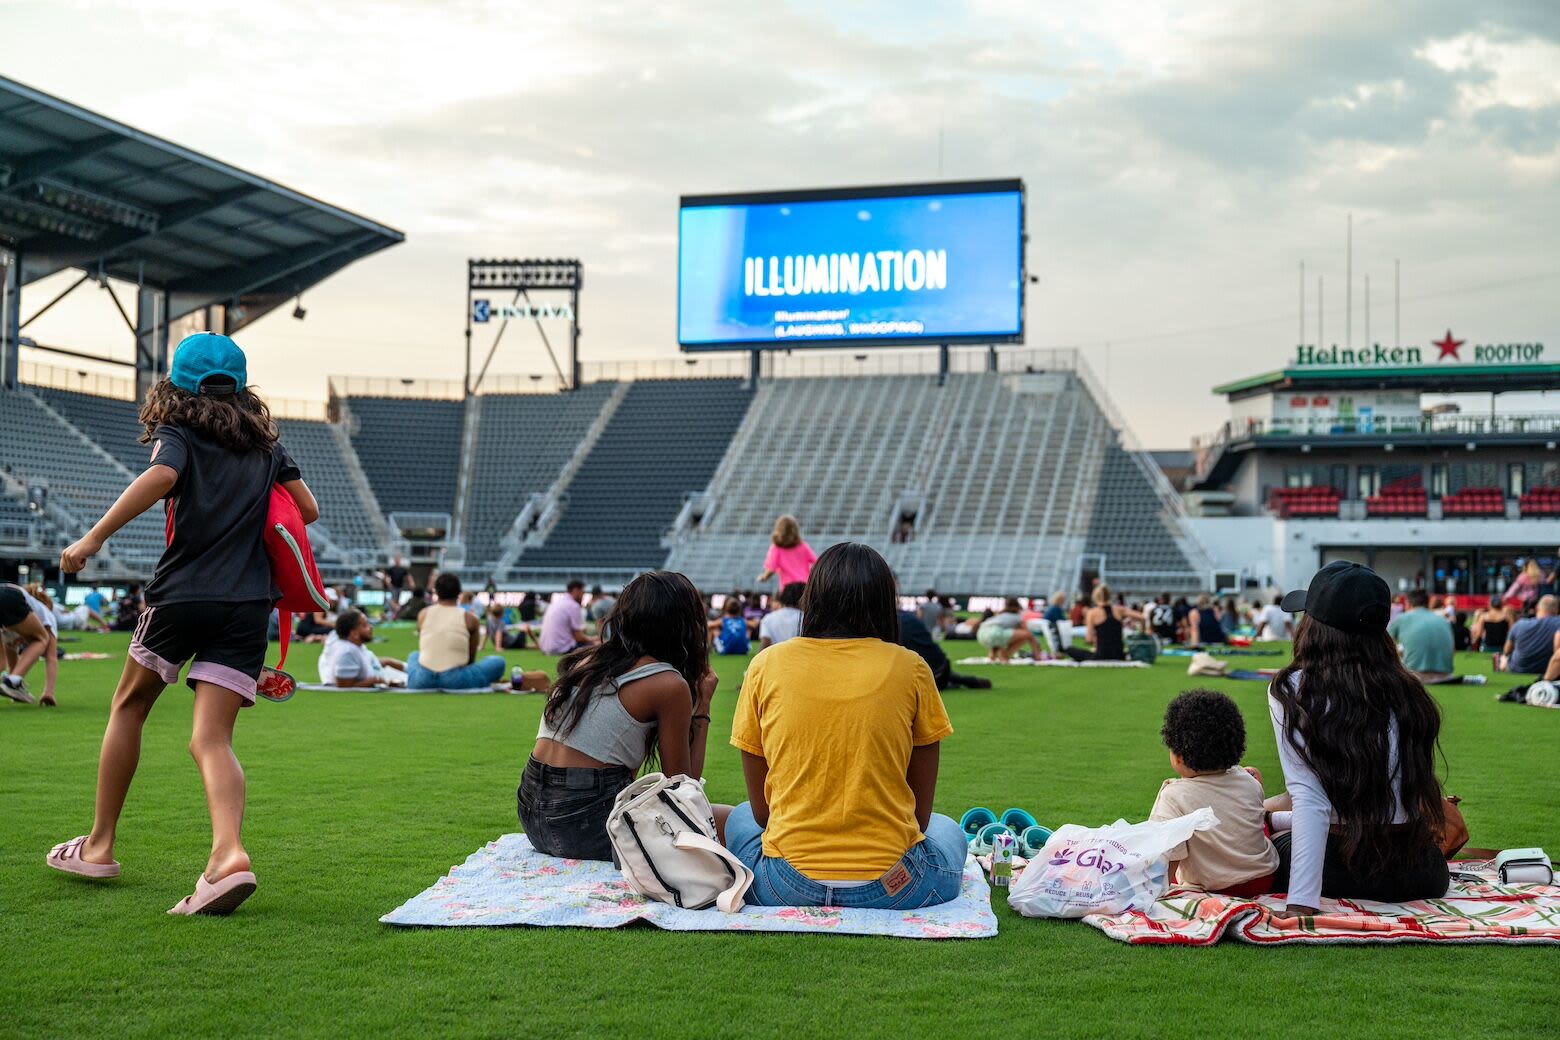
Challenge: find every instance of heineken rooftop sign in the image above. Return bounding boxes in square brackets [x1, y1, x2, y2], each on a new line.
[1293, 330, 1544, 367]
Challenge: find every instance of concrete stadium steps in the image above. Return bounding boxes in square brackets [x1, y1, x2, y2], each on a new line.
[345, 396, 466, 516]
[0, 386, 165, 570]
[459, 383, 621, 574]
[275, 418, 387, 557]
[665, 369, 1201, 595]
[511, 379, 754, 580]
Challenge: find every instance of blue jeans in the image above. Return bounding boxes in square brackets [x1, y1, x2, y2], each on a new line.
[724, 802, 967, 909]
[405, 651, 506, 690]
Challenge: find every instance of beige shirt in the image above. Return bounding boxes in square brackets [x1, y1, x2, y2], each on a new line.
[418, 605, 471, 672]
[1149, 768, 1279, 891]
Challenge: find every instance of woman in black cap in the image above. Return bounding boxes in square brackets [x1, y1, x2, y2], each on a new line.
[1266, 561, 1454, 915]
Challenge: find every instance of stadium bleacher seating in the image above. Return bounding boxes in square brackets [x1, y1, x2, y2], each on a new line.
[664, 371, 1208, 594]
[1084, 441, 1207, 591]
[34, 386, 145, 470]
[1268, 485, 1342, 518]
[512, 379, 753, 577]
[0, 386, 165, 569]
[1440, 486, 1505, 517]
[460, 384, 620, 573]
[1519, 487, 1560, 517]
[275, 418, 387, 556]
[345, 396, 466, 516]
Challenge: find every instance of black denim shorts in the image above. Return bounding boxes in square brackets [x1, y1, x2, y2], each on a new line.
[516, 757, 634, 862]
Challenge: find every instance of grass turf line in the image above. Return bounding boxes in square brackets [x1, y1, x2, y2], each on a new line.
[1, 629, 1555, 1040]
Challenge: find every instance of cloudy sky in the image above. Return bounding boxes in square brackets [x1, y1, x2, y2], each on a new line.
[5, 0, 1558, 445]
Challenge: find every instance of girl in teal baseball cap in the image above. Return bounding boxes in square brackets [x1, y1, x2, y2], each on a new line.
[47, 332, 320, 917]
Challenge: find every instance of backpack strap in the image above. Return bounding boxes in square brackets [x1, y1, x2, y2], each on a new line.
[276, 609, 291, 670]
[671, 831, 754, 913]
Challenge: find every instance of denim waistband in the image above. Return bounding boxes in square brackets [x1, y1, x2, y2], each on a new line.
[523, 756, 633, 791]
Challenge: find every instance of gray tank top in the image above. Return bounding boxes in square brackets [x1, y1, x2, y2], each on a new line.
[535, 662, 680, 769]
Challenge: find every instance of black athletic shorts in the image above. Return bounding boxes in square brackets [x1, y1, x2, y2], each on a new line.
[129, 600, 272, 706]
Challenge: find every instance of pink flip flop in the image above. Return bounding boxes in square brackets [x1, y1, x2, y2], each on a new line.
[168, 870, 257, 916]
[46, 836, 121, 878]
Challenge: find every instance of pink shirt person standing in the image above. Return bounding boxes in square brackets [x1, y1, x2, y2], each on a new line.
[756, 515, 817, 588]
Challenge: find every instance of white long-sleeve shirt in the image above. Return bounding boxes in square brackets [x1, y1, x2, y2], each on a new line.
[1268, 676, 1405, 909]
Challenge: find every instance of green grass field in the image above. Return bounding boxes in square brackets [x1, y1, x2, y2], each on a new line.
[2, 628, 1555, 1039]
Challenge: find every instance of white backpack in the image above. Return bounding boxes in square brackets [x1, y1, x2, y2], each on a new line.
[606, 772, 753, 913]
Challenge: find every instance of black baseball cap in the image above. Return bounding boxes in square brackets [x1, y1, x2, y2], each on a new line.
[0, 585, 29, 627]
[1280, 561, 1391, 634]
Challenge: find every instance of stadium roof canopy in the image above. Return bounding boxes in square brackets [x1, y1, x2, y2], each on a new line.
[0, 74, 403, 331]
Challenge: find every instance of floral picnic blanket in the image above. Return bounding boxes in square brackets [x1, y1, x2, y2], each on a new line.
[1080, 862, 1560, 945]
[381, 833, 997, 939]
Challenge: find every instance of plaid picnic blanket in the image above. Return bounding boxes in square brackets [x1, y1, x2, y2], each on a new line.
[1080, 862, 1560, 945]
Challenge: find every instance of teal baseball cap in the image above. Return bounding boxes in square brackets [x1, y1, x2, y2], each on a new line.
[169, 332, 247, 395]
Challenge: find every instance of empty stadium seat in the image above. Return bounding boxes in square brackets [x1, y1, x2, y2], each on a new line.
[346, 396, 466, 515]
[513, 379, 753, 576]
[461, 384, 620, 571]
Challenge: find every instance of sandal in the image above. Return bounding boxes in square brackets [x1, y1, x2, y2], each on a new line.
[168, 870, 257, 916]
[46, 835, 120, 878]
[959, 807, 997, 843]
[1000, 807, 1038, 835]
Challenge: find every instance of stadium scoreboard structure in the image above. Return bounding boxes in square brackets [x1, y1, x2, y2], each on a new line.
[677, 179, 1025, 354]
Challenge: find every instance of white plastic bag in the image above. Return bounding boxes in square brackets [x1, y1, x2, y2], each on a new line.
[1007, 808, 1220, 918]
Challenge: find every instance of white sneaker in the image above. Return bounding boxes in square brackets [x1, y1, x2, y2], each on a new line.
[1464, 674, 1488, 685]
[0, 673, 36, 705]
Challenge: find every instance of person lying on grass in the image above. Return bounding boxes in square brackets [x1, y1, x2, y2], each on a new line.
[1151, 689, 1278, 897]
[726, 542, 965, 910]
[519, 570, 725, 861]
[1264, 562, 1467, 918]
[1, 583, 59, 706]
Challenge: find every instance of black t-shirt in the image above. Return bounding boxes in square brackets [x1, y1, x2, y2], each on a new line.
[385, 565, 409, 591]
[143, 424, 301, 606]
[896, 610, 950, 680]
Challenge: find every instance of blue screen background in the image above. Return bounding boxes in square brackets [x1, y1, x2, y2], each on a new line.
[678, 190, 1022, 347]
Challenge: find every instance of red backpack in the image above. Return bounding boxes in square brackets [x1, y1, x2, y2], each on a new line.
[265, 483, 329, 670]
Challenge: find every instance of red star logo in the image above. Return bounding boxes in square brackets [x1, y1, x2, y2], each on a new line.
[1433, 330, 1464, 360]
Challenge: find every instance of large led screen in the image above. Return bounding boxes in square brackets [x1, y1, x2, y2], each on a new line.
[678, 180, 1024, 350]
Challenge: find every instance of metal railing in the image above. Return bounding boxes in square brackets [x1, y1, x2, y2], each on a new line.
[1193, 412, 1560, 451]
[22, 360, 326, 419]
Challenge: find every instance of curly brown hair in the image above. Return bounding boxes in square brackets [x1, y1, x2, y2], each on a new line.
[138, 377, 278, 454]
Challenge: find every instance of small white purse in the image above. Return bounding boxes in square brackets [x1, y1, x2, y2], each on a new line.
[606, 772, 753, 912]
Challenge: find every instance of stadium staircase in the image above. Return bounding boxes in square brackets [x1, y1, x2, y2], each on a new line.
[509, 378, 754, 584]
[665, 368, 1209, 595]
[454, 383, 621, 579]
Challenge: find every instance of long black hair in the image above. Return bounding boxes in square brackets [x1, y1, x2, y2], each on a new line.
[800, 542, 899, 642]
[139, 377, 277, 454]
[1272, 615, 1445, 867]
[543, 571, 708, 769]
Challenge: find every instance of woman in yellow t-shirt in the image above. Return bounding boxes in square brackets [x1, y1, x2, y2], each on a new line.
[725, 542, 962, 909]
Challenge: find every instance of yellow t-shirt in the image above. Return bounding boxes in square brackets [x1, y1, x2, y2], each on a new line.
[730, 637, 954, 880]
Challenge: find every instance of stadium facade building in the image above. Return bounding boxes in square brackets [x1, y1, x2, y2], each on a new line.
[1181, 335, 1560, 598]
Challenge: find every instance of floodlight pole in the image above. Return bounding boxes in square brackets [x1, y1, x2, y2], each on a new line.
[937, 344, 949, 387]
[464, 262, 473, 399]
